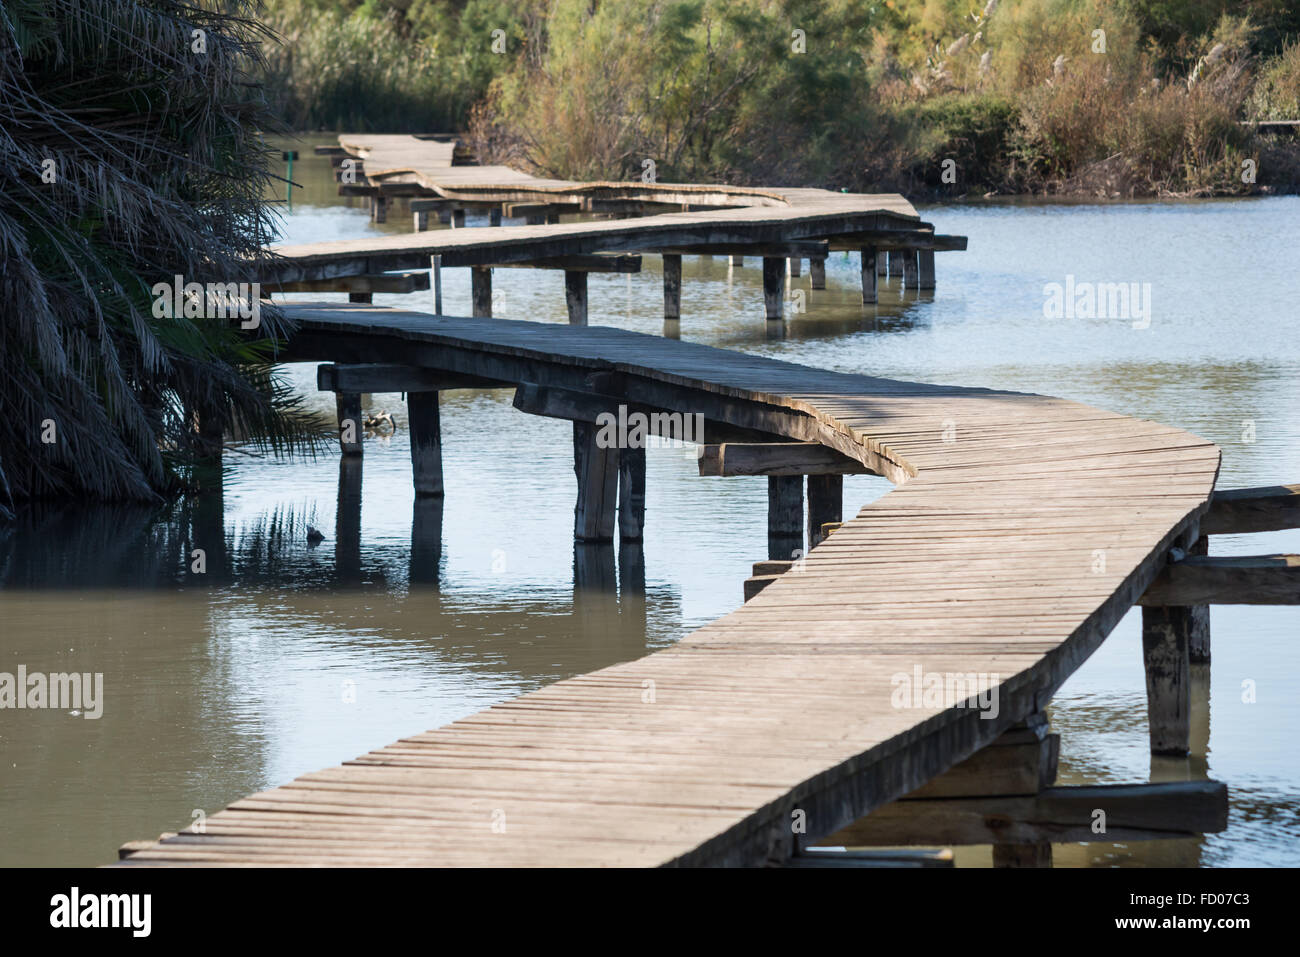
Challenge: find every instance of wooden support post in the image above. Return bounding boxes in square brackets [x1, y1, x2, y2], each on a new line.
[918, 249, 936, 290]
[698, 442, 874, 477]
[807, 474, 842, 549]
[902, 250, 919, 289]
[888, 249, 904, 278]
[336, 392, 363, 457]
[430, 255, 443, 314]
[471, 266, 492, 317]
[877, 251, 889, 276]
[335, 457, 363, 584]
[810, 256, 827, 290]
[618, 446, 646, 542]
[860, 247, 877, 304]
[787, 257, 801, 278]
[662, 253, 682, 322]
[347, 292, 372, 304]
[1187, 536, 1211, 663]
[573, 422, 619, 543]
[564, 270, 588, 326]
[407, 392, 443, 497]
[438, 209, 452, 225]
[451, 208, 465, 228]
[768, 475, 803, 561]
[489, 207, 502, 226]
[763, 256, 784, 325]
[731, 254, 744, 267]
[413, 209, 429, 231]
[371, 195, 387, 223]
[1142, 605, 1191, 755]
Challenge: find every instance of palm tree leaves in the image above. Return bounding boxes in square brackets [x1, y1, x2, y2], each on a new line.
[0, 0, 320, 517]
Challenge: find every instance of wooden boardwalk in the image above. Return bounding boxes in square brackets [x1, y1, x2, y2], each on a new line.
[265, 134, 954, 285]
[116, 302, 1221, 866]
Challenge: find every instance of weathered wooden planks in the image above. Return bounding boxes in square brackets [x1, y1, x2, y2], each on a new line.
[118, 302, 1221, 867]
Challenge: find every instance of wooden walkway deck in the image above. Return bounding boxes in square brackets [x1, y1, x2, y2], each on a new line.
[116, 303, 1221, 866]
[264, 135, 952, 284]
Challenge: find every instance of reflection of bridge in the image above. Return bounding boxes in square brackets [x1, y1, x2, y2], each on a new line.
[111, 293, 1300, 866]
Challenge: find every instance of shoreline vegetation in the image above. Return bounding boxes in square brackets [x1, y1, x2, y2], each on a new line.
[0, 0, 320, 517]
[261, 0, 1300, 198]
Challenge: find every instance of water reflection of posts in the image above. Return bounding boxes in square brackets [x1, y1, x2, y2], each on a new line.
[335, 457, 363, 585]
[410, 495, 443, 586]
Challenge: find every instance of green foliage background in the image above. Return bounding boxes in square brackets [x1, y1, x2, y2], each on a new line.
[261, 0, 1300, 194]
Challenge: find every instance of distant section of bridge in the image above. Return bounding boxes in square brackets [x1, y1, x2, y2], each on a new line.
[264, 134, 964, 321]
[114, 302, 1234, 867]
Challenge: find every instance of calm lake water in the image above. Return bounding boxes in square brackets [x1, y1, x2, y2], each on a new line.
[3, 135, 1298, 867]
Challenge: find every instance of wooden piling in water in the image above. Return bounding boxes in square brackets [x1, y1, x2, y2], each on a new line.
[768, 475, 803, 561]
[618, 446, 646, 542]
[810, 256, 827, 290]
[807, 475, 842, 548]
[787, 257, 801, 278]
[413, 209, 429, 231]
[731, 254, 744, 267]
[451, 208, 465, 228]
[902, 250, 919, 289]
[877, 251, 889, 276]
[336, 392, 363, 456]
[888, 249, 904, 278]
[565, 270, 588, 326]
[1142, 604, 1192, 755]
[763, 257, 784, 327]
[407, 392, 443, 497]
[573, 422, 619, 543]
[430, 255, 443, 314]
[471, 266, 492, 317]
[663, 254, 682, 322]
[860, 247, 878, 304]
[918, 249, 936, 290]
[348, 292, 372, 304]
[489, 207, 502, 227]
[371, 195, 387, 224]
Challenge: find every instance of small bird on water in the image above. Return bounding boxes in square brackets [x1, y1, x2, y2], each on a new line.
[306, 525, 325, 545]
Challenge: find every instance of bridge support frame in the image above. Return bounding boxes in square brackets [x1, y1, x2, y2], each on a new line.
[860, 247, 878, 304]
[902, 250, 919, 289]
[408, 391, 443, 497]
[663, 254, 682, 321]
[565, 270, 588, 326]
[918, 249, 936, 290]
[471, 266, 492, 317]
[888, 249, 904, 278]
[763, 257, 785, 327]
[336, 392, 363, 457]
[809, 256, 827, 290]
[618, 447, 647, 542]
[807, 475, 842, 548]
[573, 422, 620, 543]
[768, 475, 803, 561]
